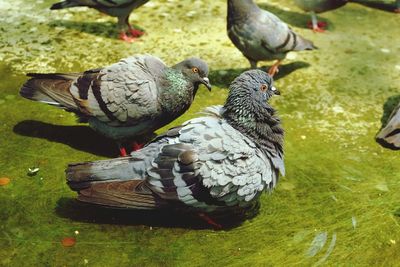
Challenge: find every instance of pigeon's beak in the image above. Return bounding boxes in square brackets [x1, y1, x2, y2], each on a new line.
[201, 77, 212, 91]
[271, 86, 280, 95]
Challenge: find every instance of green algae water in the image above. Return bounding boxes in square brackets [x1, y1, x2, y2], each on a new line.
[1, 0, 400, 265]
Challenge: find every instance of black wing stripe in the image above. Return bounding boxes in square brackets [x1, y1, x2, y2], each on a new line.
[274, 32, 291, 52]
[91, 76, 119, 121]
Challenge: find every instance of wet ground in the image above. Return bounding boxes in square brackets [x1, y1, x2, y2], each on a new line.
[1, 0, 400, 266]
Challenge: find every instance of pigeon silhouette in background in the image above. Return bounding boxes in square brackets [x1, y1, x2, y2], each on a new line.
[294, 0, 348, 32]
[51, 0, 150, 42]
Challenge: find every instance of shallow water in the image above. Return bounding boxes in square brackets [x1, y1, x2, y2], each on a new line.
[1, 0, 400, 266]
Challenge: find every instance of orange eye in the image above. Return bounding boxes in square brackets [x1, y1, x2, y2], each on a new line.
[260, 84, 268, 92]
[192, 67, 199, 73]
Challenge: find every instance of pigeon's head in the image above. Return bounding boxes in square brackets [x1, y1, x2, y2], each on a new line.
[174, 58, 211, 91]
[228, 70, 279, 105]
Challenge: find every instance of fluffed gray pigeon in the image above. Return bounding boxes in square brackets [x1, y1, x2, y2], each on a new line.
[20, 54, 211, 156]
[66, 70, 284, 227]
[376, 102, 400, 150]
[50, 0, 149, 42]
[227, 0, 316, 76]
[294, 0, 348, 32]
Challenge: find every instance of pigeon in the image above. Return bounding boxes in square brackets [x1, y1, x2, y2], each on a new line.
[66, 70, 284, 227]
[50, 0, 150, 42]
[227, 0, 316, 76]
[396, 0, 400, 13]
[294, 0, 348, 32]
[376, 101, 400, 150]
[20, 54, 211, 156]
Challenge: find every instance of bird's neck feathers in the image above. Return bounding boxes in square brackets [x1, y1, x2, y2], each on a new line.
[228, 0, 259, 23]
[159, 68, 195, 115]
[223, 89, 284, 156]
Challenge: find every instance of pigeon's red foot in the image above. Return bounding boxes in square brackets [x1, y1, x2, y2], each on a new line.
[307, 21, 327, 32]
[132, 141, 144, 151]
[119, 147, 128, 157]
[119, 32, 137, 43]
[199, 213, 222, 230]
[395, 8, 400, 13]
[129, 28, 145, 38]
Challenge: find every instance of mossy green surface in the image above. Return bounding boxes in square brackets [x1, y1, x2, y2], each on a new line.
[1, 0, 400, 266]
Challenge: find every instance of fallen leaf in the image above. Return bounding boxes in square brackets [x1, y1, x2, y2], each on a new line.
[61, 237, 76, 247]
[0, 177, 10, 186]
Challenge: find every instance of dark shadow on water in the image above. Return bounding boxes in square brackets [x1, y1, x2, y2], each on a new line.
[210, 61, 311, 88]
[13, 120, 118, 157]
[49, 20, 118, 39]
[257, 3, 333, 29]
[55, 197, 260, 230]
[49, 20, 145, 39]
[350, 0, 398, 13]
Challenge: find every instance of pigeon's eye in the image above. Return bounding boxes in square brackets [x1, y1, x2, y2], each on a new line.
[260, 84, 268, 92]
[192, 67, 199, 73]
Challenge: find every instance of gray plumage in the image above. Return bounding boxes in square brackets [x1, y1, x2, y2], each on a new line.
[66, 70, 284, 215]
[20, 54, 211, 143]
[227, 0, 316, 72]
[50, 0, 149, 39]
[376, 102, 400, 150]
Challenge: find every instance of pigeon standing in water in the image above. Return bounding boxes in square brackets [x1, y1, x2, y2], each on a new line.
[294, 0, 348, 32]
[227, 0, 316, 76]
[20, 55, 211, 156]
[66, 70, 284, 228]
[50, 0, 150, 42]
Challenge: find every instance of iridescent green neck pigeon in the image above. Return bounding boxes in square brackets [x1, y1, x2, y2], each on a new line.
[294, 0, 348, 32]
[227, 0, 316, 76]
[50, 0, 149, 42]
[20, 54, 211, 156]
[66, 70, 284, 227]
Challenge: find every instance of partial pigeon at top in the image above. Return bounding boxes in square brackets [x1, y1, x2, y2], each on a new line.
[376, 101, 400, 150]
[66, 70, 284, 227]
[227, 0, 316, 76]
[50, 0, 150, 42]
[396, 0, 400, 13]
[20, 54, 211, 156]
[294, 0, 348, 32]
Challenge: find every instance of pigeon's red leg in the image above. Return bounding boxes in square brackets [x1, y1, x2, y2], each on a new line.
[128, 24, 145, 38]
[131, 141, 144, 151]
[119, 31, 137, 43]
[198, 213, 222, 229]
[395, 8, 400, 13]
[118, 143, 128, 157]
[268, 60, 282, 77]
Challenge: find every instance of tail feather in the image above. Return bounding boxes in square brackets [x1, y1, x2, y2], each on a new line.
[20, 73, 79, 110]
[50, 1, 82, 10]
[77, 180, 162, 209]
[66, 157, 141, 189]
[66, 158, 165, 209]
[293, 34, 317, 51]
